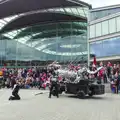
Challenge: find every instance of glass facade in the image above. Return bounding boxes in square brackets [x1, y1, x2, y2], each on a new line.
[95, 22, 102, 37]
[88, 6, 120, 62]
[90, 7, 120, 21]
[101, 20, 109, 35]
[89, 25, 95, 38]
[0, 5, 90, 66]
[89, 14, 120, 39]
[0, 35, 87, 63]
[109, 18, 116, 34]
[0, 22, 88, 65]
[116, 16, 120, 32]
[90, 36, 120, 58]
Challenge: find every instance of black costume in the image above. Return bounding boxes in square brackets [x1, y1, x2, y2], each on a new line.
[116, 76, 120, 94]
[49, 76, 59, 98]
[9, 83, 20, 100]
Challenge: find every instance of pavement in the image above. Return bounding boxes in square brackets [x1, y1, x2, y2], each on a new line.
[0, 89, 120, 120]
[105, 83, 111, 93]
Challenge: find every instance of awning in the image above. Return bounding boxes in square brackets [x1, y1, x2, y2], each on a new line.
[0, 0, 92, 19]
[14, 22, 87, 39]
[1, 12, 87, 33]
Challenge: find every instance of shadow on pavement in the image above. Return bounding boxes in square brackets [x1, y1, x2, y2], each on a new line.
[67, 95, 105, 100]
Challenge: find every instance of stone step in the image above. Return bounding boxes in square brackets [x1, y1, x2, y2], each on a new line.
[105, 84, 111, 93]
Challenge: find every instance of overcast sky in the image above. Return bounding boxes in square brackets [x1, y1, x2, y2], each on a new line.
[83, 0, 120, 8]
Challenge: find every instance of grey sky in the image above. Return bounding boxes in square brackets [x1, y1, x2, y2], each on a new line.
[83, 0, 120, 8]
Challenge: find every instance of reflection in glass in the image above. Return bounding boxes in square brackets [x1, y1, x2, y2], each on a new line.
[90, 7, 120, 21]
[0, 35, 87, 62]
[109, 18, 116, 34]
[116, 16, 120, 32]
[90, 36, 120, 58]
[89, 15, 120, 39]
[96, 22, 102, 37]
[102, 20, 109, 35]
[89, 25, 95, 38]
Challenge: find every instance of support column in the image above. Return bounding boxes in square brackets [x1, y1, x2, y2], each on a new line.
[87, 36, 90, 67]
[56, 23, 58, 62]
[70, 22, 73, 62]
[87, 11, 90, 67]
[15, 31, 18, 68]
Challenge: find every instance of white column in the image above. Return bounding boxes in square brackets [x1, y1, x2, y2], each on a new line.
[15, 32, 18, 68]
[87, 10, 90, 67]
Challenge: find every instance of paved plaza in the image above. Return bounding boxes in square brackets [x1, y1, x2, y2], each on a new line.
[0, 89, 120, 120]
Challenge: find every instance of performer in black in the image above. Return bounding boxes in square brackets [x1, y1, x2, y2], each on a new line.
[9, 82, 21, 100]
[116, 75, 120, 94]
[49, 75, 59, 98]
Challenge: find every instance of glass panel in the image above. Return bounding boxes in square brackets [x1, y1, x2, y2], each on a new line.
[102, 20, 109, 35]
[47, 7, 88, 18]
[103, 37, 120, 56]
[3, 15, 18, 22]
[0, 22, 5, 28]
[102, 39, 114, 56]
[0, 21, 88, 63]
[89, 25, 95, 38]
[90, 36, 120, 58]
[3, 33, 13, 39]
[94, 41, 103, 57]
[90, 42, 96, 55]
[71, 8, 78, 15]
[116, 16, 120, 32]
[16, 36, 31, 44]
[95, 22, 101, 37]
[109, 18, 116, 34]
[6, 40, 17, 60]
[90, 8, 120, 21]
[0, 20, 6, 24]
[0, 40, 6, 63]
[76, 8, 85, 16]
[59, 8, 64, 12]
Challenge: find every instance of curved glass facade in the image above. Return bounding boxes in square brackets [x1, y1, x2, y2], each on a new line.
[0, 22, 88, 66]
[0, 3, 90, 66]
[0, 35, 87, 64]
[90, 36, 120, 57]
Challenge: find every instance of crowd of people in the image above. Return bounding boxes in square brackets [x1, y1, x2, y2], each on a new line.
[0, 61, 120, 94]
[89, 61, 120, 93]
[0, 67, 54, 89]
[98, 62, 120, 81]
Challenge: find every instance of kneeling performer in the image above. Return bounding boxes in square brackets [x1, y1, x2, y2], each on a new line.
[9, 81, 20, 100]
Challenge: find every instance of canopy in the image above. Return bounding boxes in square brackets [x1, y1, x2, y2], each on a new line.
[14, 22, 87, 39]
[0, 0, 92, 19]
[1, 12, 87, 33]
[27, 30, 85, 42]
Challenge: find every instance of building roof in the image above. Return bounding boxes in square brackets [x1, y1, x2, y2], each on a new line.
[90, 4, 120, 12]
[0, 0, 91, 19]
[1, 12, 87, 33]
[13, 22, 87, 39]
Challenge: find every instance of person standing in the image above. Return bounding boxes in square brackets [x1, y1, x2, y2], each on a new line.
[114, 73, 119, 94]
[116, 73, 120, 94]
[49, 75, 59, 98]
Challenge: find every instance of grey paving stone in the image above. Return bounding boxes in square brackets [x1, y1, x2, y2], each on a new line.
[0, 89, 120, 120]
